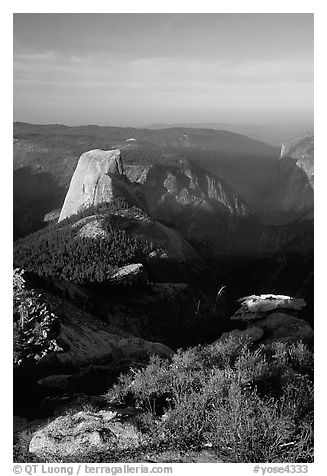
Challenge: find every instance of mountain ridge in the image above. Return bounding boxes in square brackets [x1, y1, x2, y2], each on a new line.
[13, 121, 278, 239]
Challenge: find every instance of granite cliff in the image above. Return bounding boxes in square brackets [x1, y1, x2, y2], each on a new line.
[58, 148, 256, 256]
[59, 149, 144, 221]
[259, 136, 314, 225]
[125, 159, 258, 254]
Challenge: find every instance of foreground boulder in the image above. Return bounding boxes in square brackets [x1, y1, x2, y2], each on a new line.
[29, 410, 144, 459]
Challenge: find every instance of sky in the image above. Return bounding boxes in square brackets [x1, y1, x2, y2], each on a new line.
[13, 13, 314, 127]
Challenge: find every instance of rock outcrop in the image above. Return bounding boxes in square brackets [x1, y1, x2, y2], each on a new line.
[109, 263, 149, 288]
[220, 293, 313, 344]
[75, 215, 108, 239]
[231, 294, 306, 321]
[59, 149, 143, 221]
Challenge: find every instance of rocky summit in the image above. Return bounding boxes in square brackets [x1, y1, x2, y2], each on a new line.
[59, 149, 141, 221]
[58, 147, 257, 255]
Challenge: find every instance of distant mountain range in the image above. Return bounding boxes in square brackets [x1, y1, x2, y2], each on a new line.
[145, 122, 313, 146]
[13, 122, 313, 238]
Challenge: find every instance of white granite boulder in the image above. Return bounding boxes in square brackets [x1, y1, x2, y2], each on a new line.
[231, 294, 306, 321]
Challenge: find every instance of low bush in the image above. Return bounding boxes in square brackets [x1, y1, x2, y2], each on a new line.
[107, 336, 314, 463]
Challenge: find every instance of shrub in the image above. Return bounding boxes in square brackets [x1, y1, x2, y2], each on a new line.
[107, 336, 314, 462]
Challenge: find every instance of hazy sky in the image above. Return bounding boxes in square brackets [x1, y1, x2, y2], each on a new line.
[13, 13, 313, 127]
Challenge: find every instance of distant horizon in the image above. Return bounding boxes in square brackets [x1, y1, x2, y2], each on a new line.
[13, 119, 314, 129]
[14, 13, 313, 126]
